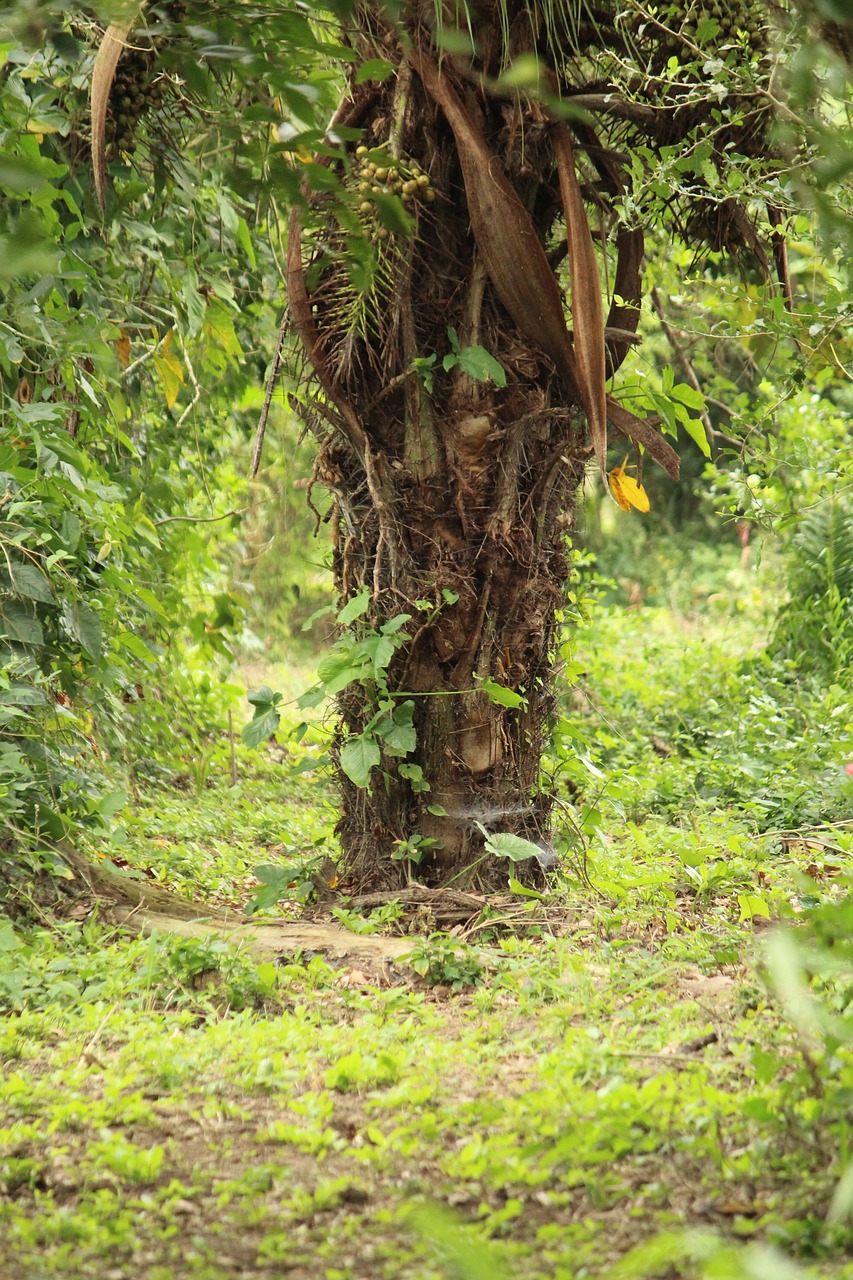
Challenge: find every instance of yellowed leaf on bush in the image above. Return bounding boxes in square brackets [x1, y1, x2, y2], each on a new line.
[609, 456, 650, 513]
[115, 330, 131, 369]
[202, 302, 243, 359]
[152, 331, 185, 409]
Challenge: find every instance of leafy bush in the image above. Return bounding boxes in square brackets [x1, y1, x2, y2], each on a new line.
[407, 935, 483, 989]
[556, 593, 853, 833]
[771, 497, 853, 677]
[0, 30, 278, 874]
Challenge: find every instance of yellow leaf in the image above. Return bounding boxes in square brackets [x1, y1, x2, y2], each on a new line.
[115, 330, 131, 369]
[609, 456, 650, 513]
[152, 331, 185, 409]
[202, 302, 243, 359]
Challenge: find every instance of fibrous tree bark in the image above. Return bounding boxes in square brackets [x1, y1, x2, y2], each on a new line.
[283, 0, 783, 891]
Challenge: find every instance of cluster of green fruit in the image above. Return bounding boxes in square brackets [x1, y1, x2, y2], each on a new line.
[617, 0, 766, 57]
[106, 51, 166, 154]
[353, 146, 435, 236]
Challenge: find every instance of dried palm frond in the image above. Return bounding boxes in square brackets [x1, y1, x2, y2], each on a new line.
[91, 15, 137, 212]
[552, 120, 607, 481]
[409, 50, 583, 400]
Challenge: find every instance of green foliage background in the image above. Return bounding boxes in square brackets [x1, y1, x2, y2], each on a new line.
[1, 0, 853, 891]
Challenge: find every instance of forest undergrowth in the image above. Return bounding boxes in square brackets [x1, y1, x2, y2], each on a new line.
[3, 539, 853, 1280]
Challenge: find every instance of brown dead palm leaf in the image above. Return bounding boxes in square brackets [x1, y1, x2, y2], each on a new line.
[409, 48, 583, 405]
[552, 120, 608, 487]
[605, 396, 680, 480]
[91, 17, 137, 213]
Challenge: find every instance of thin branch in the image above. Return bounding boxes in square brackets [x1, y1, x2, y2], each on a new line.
[287, 392, 329, 442]
[563, 93, 657, 125]
[363, 365, 417, 412]
[122, 331, 169, 379]
[389, 59, 411, 159]
[153, 509, 246, 527]
[175, 336, 201, 430]
[829, 343, 853, 382]
[250, 310, 289, 478]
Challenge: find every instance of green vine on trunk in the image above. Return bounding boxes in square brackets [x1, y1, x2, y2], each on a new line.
[241, 585, 527, 795]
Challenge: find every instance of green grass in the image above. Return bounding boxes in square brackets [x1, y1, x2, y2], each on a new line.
[4, 561, 853, 1278]
[0, 914, 850, 1279]
[117, 758, 334, 911]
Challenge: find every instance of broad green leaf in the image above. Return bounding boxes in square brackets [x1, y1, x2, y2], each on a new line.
[485, 832, 546, 862]
[696, 17, 721, 42]
[0, 602, 43, 646]
[246, 882, 290, 913]
[0, 155, 53, 194]
[433, 27, 477, 55]
[135, 587, 169, 618]
[380, 613, 411, 635]
[253, 864, 292, 885]
[480, 677, 526, 710]
[58, 512, 82, 552]
[114, 631, 157, 662]
[0, 919, 21, 952]
[340, 736, 380, 787]
[671, 383, 706, 410]
[355, 58, 394, 84]
[64, 602, 102, 660]
[242, 706, 281, 749]
[738, 893, 771, 922]
[337, 589, 370, 625]
[368, 633, 397, 673]
[400, 762, 430, 793]
[509, 876, 545, 899]
[96, 790, 128, 819]
[375, 700, 416, 756]
[454, 344, 507, 387]
[495, 53, 546, 90]
[152, 333, 185, 409]
[328, 664, 370, 695]
[291, 753, 332, 775]
[296, 685, 326, 710]
[410, 355, 436, 392]
[681, 414, 711, 457]
[317, 650, 355, 684]
[203, 301, 244, 360]
[0, 684, 46, 707]
[236, 216, 256, 268]
[247, 685, 281, 707]
[4, 560, 53, 604]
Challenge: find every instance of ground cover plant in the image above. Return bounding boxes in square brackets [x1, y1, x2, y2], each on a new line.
[5, 539, 853, 1277]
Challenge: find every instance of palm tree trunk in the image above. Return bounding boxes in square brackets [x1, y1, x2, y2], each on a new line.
[286, 14, 653, 890]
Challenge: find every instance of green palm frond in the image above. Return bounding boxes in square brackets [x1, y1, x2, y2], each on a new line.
[429, 0, 592, 66]
[771, 498, 853, 675]
[790, 499, 853, 602]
